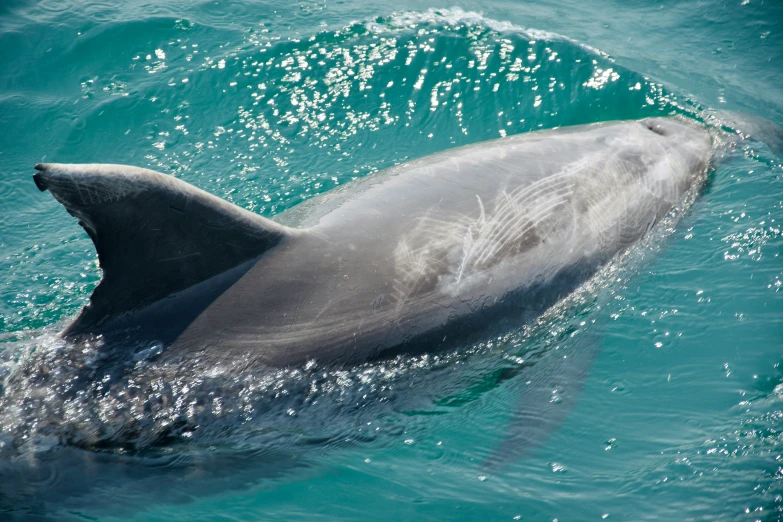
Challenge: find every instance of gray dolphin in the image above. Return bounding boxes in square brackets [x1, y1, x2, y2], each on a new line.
[32, 117, 712, 370]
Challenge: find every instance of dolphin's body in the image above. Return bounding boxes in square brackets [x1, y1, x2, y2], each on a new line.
[33, 118, 711, 370]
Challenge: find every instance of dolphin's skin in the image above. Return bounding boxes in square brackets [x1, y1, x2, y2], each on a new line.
[33, 118, 711, 370]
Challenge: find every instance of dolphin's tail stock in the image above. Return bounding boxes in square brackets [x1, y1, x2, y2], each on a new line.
[33, 163, 293, 340]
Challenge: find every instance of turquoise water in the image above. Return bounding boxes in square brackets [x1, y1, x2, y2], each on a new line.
[1, 0, 782, 520]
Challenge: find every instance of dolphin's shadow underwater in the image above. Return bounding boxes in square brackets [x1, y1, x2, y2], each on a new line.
[9, 112, 783, 517]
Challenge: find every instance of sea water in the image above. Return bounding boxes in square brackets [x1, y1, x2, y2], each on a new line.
[0, 0, 781, 520]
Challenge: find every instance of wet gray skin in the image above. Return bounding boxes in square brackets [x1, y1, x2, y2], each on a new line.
[33, 117, 712, 370]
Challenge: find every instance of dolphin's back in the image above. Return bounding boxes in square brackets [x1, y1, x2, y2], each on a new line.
[34, 118, 711, 368]
[167, 118, 710, 368]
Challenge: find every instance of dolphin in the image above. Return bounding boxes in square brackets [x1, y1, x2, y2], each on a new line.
[32, 117, 712, 370]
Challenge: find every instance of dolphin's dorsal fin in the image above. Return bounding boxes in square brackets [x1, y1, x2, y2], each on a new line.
[34, 163, 293, 335]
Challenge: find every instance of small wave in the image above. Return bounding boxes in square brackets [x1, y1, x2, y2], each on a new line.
[366, 7, 605, 56]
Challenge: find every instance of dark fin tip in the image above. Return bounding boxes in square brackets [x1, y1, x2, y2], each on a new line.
[33, 164, 48, 192]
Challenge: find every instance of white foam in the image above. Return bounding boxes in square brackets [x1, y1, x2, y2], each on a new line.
[363, 8, 604, 57]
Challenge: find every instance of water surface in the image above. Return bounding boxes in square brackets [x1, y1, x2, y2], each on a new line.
[0, 1, 781, 520]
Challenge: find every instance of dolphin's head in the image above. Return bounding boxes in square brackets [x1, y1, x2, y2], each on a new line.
[623, 117, 712, 201]
[640, 117, 712, 179]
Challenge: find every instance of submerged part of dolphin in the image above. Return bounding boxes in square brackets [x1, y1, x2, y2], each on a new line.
[33, 118, 711, 370]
